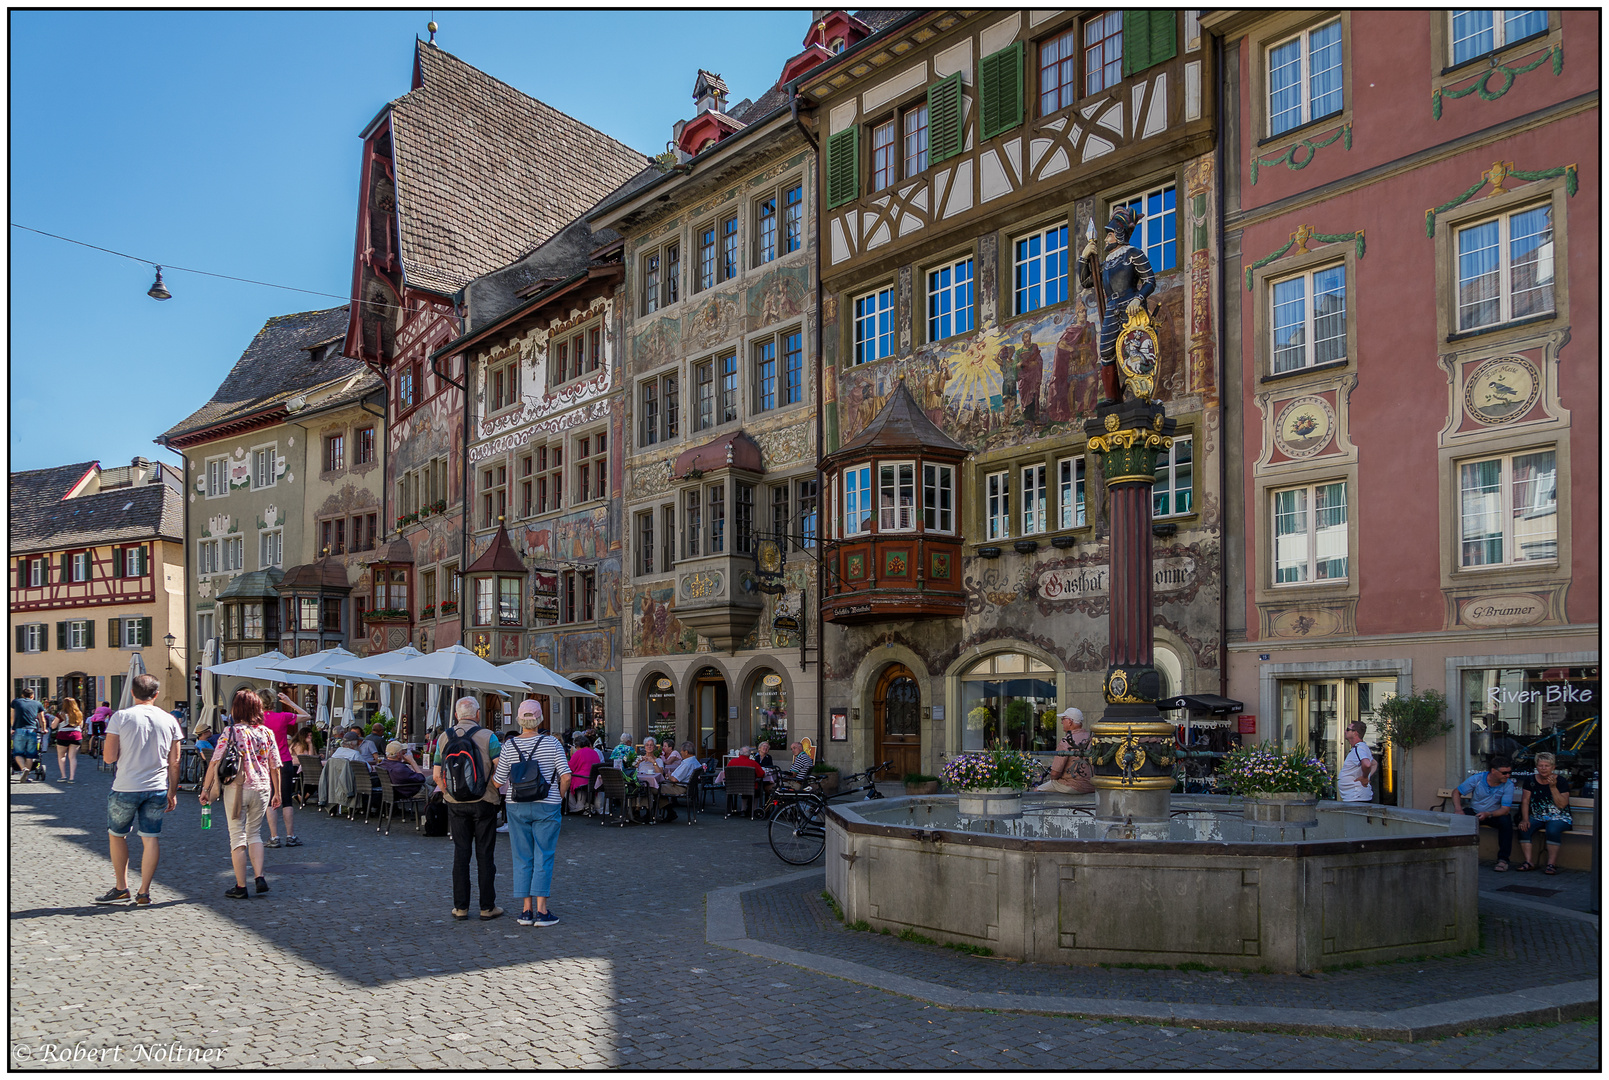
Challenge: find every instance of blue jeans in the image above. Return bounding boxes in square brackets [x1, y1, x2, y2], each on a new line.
[506, 800, 562, 901]
[1520, 818, 1570, 844]
[107, 791, 168, 837]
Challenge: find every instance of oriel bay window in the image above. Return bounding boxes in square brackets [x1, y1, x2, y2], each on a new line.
[1273, 481, 1348, 584]
[499, 578, 522, 626]
[708, 483, 727, 554]
[1459, 449, 1557, 567]
[923, 465, 954, 533]
[843, 465, 872, 536]
[878, 462, 916, 531]
[735, 482, 756, 555]
[684, 489, 702, 558]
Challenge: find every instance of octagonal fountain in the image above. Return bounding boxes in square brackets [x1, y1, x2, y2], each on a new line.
[825, 794, 1478, 972]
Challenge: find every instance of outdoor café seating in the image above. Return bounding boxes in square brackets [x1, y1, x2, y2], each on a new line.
[724, 765, 759, 819]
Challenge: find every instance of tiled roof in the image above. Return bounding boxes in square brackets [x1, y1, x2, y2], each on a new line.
[158, 306, 376, 444]
[672, 431, 765, 478]
[9, 463, 184, 554]
[389, 43, 649, 294]
[466, 524, 527, 575]
[854, 9, 914, 33]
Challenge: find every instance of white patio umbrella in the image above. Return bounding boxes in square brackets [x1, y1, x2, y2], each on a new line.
[498, 658, 600, 699]
[366, 644, 535, 695]
[322, 646, 423, 732]
[205, 651, 335, 687]
[273, 647, 361, 731]
[116, 652, 148, 710]
[198, 638, 220, 732]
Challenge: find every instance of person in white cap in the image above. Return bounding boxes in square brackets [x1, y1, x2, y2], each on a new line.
[1035, 706, 1095, 794]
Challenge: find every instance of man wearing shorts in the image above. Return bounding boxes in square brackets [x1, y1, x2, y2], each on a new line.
[96, 674, 183, 906]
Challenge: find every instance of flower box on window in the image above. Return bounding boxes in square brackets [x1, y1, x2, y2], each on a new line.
[363, 606, 412, 623]
[439, 600, 459, 616]
[420, 603, 436, 620]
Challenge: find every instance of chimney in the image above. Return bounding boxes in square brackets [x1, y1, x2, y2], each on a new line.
[693, 69, 729, 115]
[131, 456, 153, 485]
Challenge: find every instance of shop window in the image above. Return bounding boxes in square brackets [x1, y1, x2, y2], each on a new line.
[1462, 666, 1599, 775]
[878, 462, 916, 532]
[1271, 264, 1347, 373]
[1115, 183, 1177, 271]
[1458, 449, 1557, 568]
[927, 257, 974, 341]
[853, 287, 895, 365]
[1450, 10, 1547, 66]
[959, 652, 1059, 751]
[645, 676, 677, 743]
[1455, 204, 1554, 333]
[1272, 480, 1348, 584]
[1014, 223, 1069, 314]
[1058, 456, 1086, 529]
[1153, 436, 1193, 518]
[752, 671, 789, 742]
[1267, 18, 1343, 136]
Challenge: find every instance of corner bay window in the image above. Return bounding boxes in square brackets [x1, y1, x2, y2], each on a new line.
[1273, 481, 1348, 584]
[843, 465, 872, 536]
[499, 578, 522, 626]
[1459, 449, 1556, 567]
[684, 489, 702, 558]
[922, 465, 953, 533]
[961, 652, 1059, 751]
[878, 463, 916, 531]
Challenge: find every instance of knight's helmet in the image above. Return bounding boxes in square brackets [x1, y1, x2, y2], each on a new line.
[1105, 205, 1143, 244]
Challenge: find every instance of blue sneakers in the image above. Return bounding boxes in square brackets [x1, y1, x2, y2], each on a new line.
[532, 909, 559, 927]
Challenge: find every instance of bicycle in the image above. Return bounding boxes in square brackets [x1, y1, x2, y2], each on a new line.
[768, 761, 892, 865]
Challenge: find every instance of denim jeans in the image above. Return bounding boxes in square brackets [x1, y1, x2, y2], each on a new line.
[107, 790, 168, 837]
[1520, 818, 1570, 845]
[1465, 806, 1514, 861]
[506, 800, 563, 901]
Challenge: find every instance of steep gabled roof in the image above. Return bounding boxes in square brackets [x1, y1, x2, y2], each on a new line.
[388, 42, 649, 294]
[158, 306, 373, 445]
[830, 381, 969, 463]
[9, 463, 183, 554]
[466, 523, 527, 575]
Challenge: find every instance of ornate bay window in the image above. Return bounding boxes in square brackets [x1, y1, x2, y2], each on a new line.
[465, 522, 528, 661]
[215, 568, 283, 662]
[278, 555, 353, 656]
[666, 430, 766, 650]
[364, 537, 414, 654]
[821, 382, 968, 624]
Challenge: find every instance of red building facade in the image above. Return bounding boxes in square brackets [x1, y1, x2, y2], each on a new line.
[1211, 10, 1598, 805]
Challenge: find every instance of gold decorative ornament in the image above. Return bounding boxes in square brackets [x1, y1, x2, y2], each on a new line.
[1104, 413, 1120, 432]
[1115, 308, 1160, 402]
[1114, 729, 1148, 783]
[1153, 413, 1165, 431]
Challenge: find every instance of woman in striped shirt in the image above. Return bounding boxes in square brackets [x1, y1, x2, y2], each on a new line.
[493, 701, 571, 927]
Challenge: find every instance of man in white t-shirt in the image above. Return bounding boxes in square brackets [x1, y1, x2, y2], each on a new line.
[96, 674, 184, 906]
[1338, 720, 1376, 802]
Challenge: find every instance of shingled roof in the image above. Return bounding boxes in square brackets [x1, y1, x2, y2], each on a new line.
[388, 42, 649, 295]
[159, 306, 376, 445]
[828, 381, 968, 465]
[9, 463, 183, 555]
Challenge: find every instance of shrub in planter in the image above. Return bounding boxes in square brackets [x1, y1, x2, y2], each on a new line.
[1373, 688, 1452, 750]
[903, 772, 940, 796]
[1217, 743, 1334, 799]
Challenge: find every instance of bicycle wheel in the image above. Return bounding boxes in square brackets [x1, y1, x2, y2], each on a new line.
[768, 800, 826, 865]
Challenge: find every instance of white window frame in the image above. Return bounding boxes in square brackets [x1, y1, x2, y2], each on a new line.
[986, 470, 1011, 541]
[1270, 262, 1348, 374]
[205, 456, 229, 499]
[70, 552, 89, 582]
[923, 464, 954, 534]
[926, 257, 974, 342]
[251, 444, 277, 490]
[223, 536, 245, 573]
[843, 465, 873, 537]
[122, 618, 143, 648]
[67, 620, 89, 650]
[197, 540, 219, 577]
[1457, 448, 1557, 569]
[902, 101, 928, 178]
[28, 558, 45, 587]
[1266, 18, 1344, 137]
[1020, 464, 1047, 536]
[1272, 480, 1349, 586]
[853, 287, 895, 365]
[1058, 456, 1086, 530]
[1153, 436, 1194, 519]
[1013, 222, 1069, 315]
[877, 461, 917, 533]
[1454, 203, 1555, 333]
[1115, 182, 1178, 272]
[1450, 10, 1548, 66]
[23, 624, 45, 652]
[259, 528, 283, 569]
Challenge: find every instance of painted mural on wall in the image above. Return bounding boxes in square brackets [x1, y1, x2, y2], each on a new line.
[520, 505, 613, 563]
[630, 582, 701, 657]
[630, 263, 811, 374]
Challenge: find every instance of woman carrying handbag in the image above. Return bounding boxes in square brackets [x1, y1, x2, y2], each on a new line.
[201, 689, 283, 899]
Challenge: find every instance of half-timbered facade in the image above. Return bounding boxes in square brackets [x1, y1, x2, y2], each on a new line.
[10, 459, 186, 712]
[799, 10, 1224, 777]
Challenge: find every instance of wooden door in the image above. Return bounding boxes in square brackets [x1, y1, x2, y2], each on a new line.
[874, 664, 921, 779]
[695, 670, 729, 759]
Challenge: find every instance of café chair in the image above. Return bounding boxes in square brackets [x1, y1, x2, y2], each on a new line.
[724, 765, 759, 820]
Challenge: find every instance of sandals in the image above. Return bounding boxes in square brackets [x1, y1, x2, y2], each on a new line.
[1516, 861, 1535, 872]
[1493, 860, 1509, 872]
[1543, 864, 1558, 875]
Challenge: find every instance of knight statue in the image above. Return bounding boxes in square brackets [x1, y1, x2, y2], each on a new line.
[1078, 205, 1156, 406]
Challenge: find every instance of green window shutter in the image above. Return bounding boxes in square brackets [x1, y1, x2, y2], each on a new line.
[111, 546, 122, 578]
[57, 622, 67, 651]
[1125, 10, 1177, 76]
[979, 42, 1024, 141]
[927, 72, 965, 165]
[825, 126, 860, 210]
[111, 675, 123, 708]
[59, 553, 70, 582]
[38, 625, 47, 653]
[110, 618, 120, 648]
[15, 625, 24, 653]
[85, 621, 94, 650]
[140, 617, 153, 647]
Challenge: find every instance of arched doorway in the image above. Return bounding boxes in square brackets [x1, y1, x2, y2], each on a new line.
[874, 664, 921, 778]
[692, 667, 729, 759]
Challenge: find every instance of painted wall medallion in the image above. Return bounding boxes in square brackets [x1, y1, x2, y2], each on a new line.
[1273, 395, 1336, 459]
[1464, 356, 1540, 425]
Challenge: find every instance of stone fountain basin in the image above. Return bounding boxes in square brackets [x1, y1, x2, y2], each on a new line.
[825, 795, 1478, 973]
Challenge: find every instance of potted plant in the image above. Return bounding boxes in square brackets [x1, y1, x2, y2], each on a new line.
[812, 762, 840, 795]
[903, 772, 940, 796]
[942, 747, 1040, 817]
[1372, 687, 1451, 809]
[1218, 743, 1335, 827]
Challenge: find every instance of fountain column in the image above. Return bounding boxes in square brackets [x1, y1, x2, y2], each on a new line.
[1085, 399, 1178, 822]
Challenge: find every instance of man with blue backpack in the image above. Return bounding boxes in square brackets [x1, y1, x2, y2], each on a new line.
[492, 700, 571, 926]
[432, 697, 503, 921]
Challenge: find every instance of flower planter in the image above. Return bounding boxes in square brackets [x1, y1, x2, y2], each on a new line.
[957, 788, 1024, 818]
[1242, 792, 1319, 828]
[816, 772, 840, 796]
[905, 781, 939, 796]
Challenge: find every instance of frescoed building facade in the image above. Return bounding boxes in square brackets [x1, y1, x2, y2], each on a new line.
[1209, 9, 1599, 805]
[798, 10, 1223, 776]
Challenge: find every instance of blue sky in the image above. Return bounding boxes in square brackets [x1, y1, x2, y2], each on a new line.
[10, 9, 809, 473]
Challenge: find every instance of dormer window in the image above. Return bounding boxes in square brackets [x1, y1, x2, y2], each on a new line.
[830, 37, 845, 53]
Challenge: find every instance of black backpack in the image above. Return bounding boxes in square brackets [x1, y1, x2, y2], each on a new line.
[440, 724, 489, 801]
[507, 735, 553, 803]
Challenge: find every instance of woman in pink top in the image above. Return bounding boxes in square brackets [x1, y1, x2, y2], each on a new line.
[259, 689, 310, 848]
[566, 736, 602, 814]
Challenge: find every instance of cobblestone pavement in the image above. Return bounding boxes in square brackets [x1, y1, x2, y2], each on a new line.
[742, 876, 1599, 1008]
[7, 770, 1601, 1070]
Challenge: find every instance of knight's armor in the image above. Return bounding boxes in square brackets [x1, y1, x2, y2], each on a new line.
[1078, 209, 1156, 367]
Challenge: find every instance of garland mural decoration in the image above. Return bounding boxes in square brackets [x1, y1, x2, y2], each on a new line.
[1249, 122, 1351, 186]
[1432, 43, 1562, 120]
[1244, 223, 1366, 291]
[1424, 160, 1578, 237]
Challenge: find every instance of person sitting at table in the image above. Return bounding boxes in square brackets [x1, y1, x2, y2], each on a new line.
[194, 725, 216, 754]
[724, 746, 762, 814]
[663, 741, 684, 773]
[378, 740, 430, 799]
[635, 737, 665, 779]
[330, 731, 372, 769]
[658, 742, 701, 822]
[359, 722, 389, 763]
[670, 742, 701, 784]
[609, 732, 634, 765]
[788, 741, 813, 777]
[755, 742, 776, 770]
[566, 736, 602, 814]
